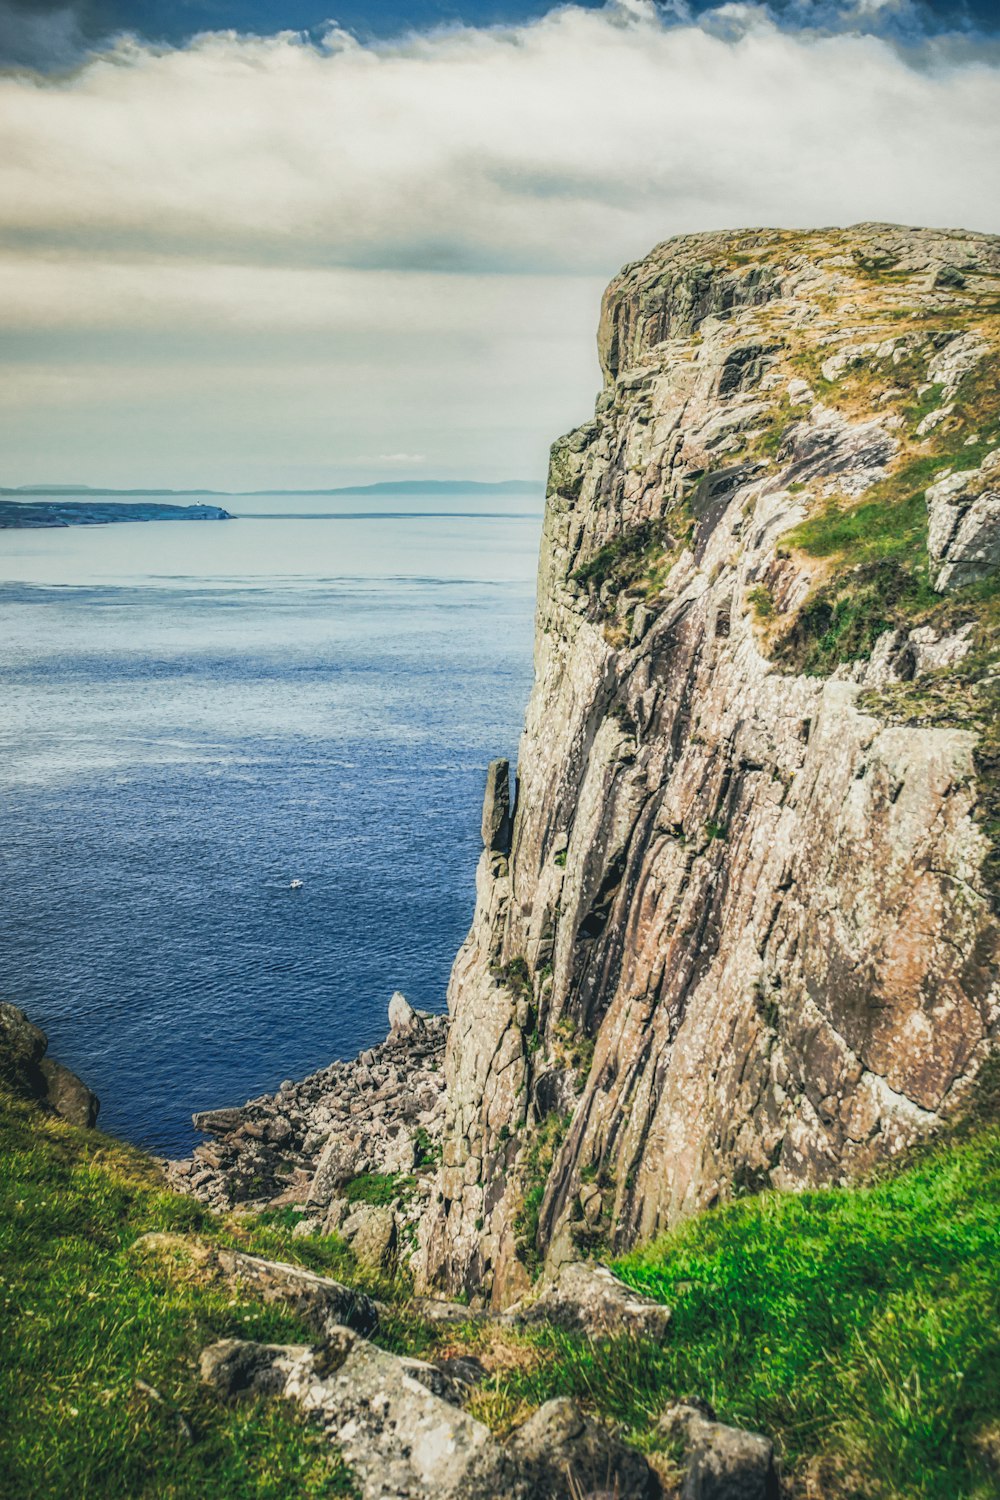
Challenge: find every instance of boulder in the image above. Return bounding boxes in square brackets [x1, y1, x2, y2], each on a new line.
[202, 1330, 529, 1499]
[191, 1106, 245, 1136]
[0, 1002, 99, 1127]
[214, 1248, 379, 1336]
[323, 1196, 350, 1234]
[660, 1402, 780, 1500]
[388, 990, 424, 1036]
[308, 1130, 363, 1204]
[511, 1262, 671, 1341]
[481, 758, 512, 855]
[39, 1057, 100, 1128]
[507, 1396, 658, 1499]
[341, 1203, 397, 1271]
[0, 1002, 47, 1094]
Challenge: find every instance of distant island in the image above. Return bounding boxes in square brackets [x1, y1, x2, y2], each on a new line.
[1, 480, 538, 498]
[0, 499, 233, 529]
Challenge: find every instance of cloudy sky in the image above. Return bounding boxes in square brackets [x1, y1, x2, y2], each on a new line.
[2, 0, 999, 491]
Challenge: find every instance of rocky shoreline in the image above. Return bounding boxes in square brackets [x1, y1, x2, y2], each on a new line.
[165, 993, 448, 1274]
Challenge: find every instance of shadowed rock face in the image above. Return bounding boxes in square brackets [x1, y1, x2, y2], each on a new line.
[418, 224, 1000, 1307]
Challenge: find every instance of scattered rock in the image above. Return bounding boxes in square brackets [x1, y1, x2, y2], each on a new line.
[507, 1396, 658, 1499]
[167, 1002, 448, 1219]
[511, 1262, 671, 1340]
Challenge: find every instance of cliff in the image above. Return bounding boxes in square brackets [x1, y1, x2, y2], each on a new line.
[419, 223, 1000, 1306]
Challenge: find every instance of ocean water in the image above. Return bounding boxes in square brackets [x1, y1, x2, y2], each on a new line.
[0, 492, 541, 1153]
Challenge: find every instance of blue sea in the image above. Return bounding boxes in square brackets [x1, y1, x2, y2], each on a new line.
[0, 491, 540, 1154]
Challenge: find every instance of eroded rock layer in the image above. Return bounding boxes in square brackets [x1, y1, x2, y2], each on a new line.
[419, 223, 1000, 1306]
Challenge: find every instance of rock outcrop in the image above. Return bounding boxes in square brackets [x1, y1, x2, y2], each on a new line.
[0, 1002, 100, 1128]
[200, 1330, 657, 1499]
[508, 1260, 672, 1340]
[419, 224, 1000, 1306]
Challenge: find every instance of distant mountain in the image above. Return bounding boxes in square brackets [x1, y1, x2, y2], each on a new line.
[1, 480, 539, 498]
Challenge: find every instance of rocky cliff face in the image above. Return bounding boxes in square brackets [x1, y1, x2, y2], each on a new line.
[419, 223, 1000, 1307]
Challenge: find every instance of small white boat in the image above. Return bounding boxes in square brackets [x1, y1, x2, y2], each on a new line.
[289, 878, 304, 890]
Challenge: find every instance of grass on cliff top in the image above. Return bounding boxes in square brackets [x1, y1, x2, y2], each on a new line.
[774, 345, 1000, 677]
[0, 1090, 362, 1500]
[463, 1095, 1000, 1500]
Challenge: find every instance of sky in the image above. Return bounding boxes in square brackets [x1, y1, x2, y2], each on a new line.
[2, 0, 1000, 490]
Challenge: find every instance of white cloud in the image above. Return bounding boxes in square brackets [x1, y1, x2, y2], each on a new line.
[0, 0, 998, 486]
[360, 453, 427, 465]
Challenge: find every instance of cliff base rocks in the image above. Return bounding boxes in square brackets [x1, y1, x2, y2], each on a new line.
[167, 1001, 447, 1248]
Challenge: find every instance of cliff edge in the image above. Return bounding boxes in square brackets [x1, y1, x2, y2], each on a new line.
[419, 223, 1000, 1306]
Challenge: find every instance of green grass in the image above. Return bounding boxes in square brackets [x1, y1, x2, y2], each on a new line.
[341, 1172, 415, 1207]
[513, 1111, 572, 1276]
[570, 518, 675, 614]
[466, 1114, 1000, 1500]
[0, 1091, 360, 1500]
[747, 584, 775, 620]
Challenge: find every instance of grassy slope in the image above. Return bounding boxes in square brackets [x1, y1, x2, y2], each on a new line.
[0, 1092, 360, 1500]
[459, 1106, 1000, 1500]
[2, 1086, 999, 1499]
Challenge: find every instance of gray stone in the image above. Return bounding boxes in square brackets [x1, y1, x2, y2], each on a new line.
[481, 758, 512, 855]
[662, 1403, 780, 1500]
[389, 990, 424, 1035]
[927, 450, 1000, 590]
[202, 1331, 529, 1499]
[507, 1396, 657, 1499]
[512, 1262, 671, 1340]
[323, 1195, 350, 1234]
[341, 1203, 397, 1271]
[191, 1106, 245, 1135]
[214, 1248, 379, 1336]
[308, 1130, 364, 1204]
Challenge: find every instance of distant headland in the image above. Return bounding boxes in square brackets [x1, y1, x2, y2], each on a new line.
[0, 499, 233, 529]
